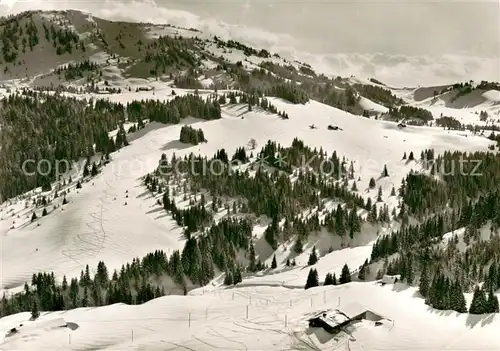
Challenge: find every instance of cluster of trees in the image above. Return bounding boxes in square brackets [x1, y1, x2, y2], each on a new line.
[215, 91, 282, 116]
[0, 93, 122, 198]
[0, 255, 172, 318]
[479, 110, 489, 122]
[0, 208, 258, 318]
[0, 13, 41, 64]
[179, 125, 206, 145]
[143, 35, 199, 76]
[446, 81, 499, 102]
[419, 265, 499, 314]
[214, 36, 271, 58]
[126, 94, 221, 125]
[55, 60, 100, 81]
[387, 105, 434, 123]
[153, 138, 392, 253]
[161, 190, 212, 238]
[0, 91, 221, 200]
[369, 147, 500, 314]
[42, 21, 82, 55]
[229, 62, 362, 113]
[488, 132, 500, 148]
[476, 81, 500, 91]
[82, 158, 101, 178]
[435, 116, 463, 130]
[299, 64, 316, 77]
[419, 266, 467, 313]
[254, 62, 406, 114]
[352, 83, 404, 107]
[400, 150, 500, 218]
[449, 81, 474, 101]
[266, 83, 309, 104]
[305, 263, 352, 289]
[469, 286, 499, 314]
[173, 70, 204, 89]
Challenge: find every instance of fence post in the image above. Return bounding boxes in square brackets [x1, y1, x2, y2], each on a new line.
[232, 292, 234, 300]
[69, 334, 71, 344]
[246, 305, 249, 319]
[189, 312, 191, 327]
[285, 314, 288, 327]
[323, 290, 326, 303]
[310, 297, 312, 307]
[132, 329, 134, 343]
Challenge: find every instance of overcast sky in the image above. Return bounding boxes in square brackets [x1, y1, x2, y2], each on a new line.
[158, 0, 500, 56]
[1, 0, 498, 86]
[1, 0, 498, 56]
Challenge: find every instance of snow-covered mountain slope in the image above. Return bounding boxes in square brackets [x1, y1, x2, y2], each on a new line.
[1, 280, 499, 351]
[3, 0, 499, 88]
[1, 7, 500, 350]
[0, 89, 491, 296]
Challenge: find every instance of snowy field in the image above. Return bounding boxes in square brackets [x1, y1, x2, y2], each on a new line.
[1, 281, 499, 350]
[0, 90, 493, 297]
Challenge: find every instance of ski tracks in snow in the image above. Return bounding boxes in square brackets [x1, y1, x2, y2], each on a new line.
[61, 176, 116, 265]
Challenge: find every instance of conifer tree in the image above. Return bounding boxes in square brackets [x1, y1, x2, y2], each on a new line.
[419, 264, 430, 298]
[31, 300, 39, 320]
[82, 286, 89, 307]
[449, 279, 467, 313]
[233, 266, 242, 285]
[293, 235, 303, 254]
[358, 262, 366, 280]
[369, 177, 376, 189]
[271, 254, 277, 269]
[339, 264, 351, 284]
[382, 164, 389, 177]
[248, 244, 257, 272]
[324, 273, 334, 285]
[305, 268, 319, 289]
[487, 286, 499, 313]
[308, 246, 318, 265]
[91, 163, 99, 176]
[469, 286, 488, 314]
[377, 186, 383, 202]
[224, 271, 233, 285]
[83, 161, 90, 177]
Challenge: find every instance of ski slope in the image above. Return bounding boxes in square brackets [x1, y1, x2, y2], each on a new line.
[409, 88, 500, 127]
[1, 281, 499, 350]
[0, 90, 493, 297]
